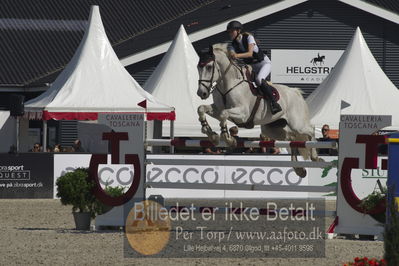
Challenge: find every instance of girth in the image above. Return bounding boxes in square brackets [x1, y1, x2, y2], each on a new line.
[234, 96, 262, 129]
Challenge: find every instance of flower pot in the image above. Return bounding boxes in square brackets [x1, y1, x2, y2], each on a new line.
[73, 212, 91, 230]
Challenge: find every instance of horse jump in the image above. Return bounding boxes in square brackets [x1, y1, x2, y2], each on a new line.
[146, 138, 337, 149]
[196, 43, 321, 178]
[145, 138, 337, 191]
[93, 112, 394, 239]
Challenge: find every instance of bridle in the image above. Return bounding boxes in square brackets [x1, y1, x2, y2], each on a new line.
[198, 55, 251, 105]
[198, 58, 219, 95]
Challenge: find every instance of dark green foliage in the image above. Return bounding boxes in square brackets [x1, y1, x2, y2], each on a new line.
[359, 187, 386, 224]
[103, 186, 125, 197]
[93, 186, 125, 216]
[56, 168, 97, 217]
[359, 188, 387, 213]
[321, 160, 338, 178]
[56, 168, 126, 218]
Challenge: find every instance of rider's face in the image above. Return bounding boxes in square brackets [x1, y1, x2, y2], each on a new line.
[227, 29, 239, 40]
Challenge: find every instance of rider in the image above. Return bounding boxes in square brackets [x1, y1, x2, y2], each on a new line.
[226, 20, 282, 114]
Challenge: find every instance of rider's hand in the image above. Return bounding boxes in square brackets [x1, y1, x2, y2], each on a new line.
[229, 51, 237, 59]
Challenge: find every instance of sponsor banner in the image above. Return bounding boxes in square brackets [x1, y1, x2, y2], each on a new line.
[53, 154, 384, 199]
[146, 155, 337, 198]
[0, 153, 53, 198]
[271, 50, 344, 84]
[53, 154, 134, 199]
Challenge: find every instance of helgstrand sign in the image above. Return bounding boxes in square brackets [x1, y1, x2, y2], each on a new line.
[271, 50, 344, 84]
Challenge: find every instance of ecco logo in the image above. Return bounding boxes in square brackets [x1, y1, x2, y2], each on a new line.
[147, 167, 219, 183]
[98, 166, 133, 186]
[146, 167, 303, 185]
[61, 166, 134, 186]
[232, 168, 302, 185]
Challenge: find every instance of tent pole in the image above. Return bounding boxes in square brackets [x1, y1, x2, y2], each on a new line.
[170, 120, 174, 154]
[16, 116, 20, 152]
[42, 120, 47, 152]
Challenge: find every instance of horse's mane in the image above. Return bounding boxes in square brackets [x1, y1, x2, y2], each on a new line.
[212, 43, 229, 56]
[212, 43, 243, 79]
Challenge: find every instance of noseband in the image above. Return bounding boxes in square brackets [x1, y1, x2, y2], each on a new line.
[198, 58, 219, 94]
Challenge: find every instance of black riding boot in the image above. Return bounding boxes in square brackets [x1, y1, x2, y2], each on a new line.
[259, 82, 282, 115]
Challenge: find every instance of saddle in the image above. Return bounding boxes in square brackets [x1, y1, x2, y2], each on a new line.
[244, 66, 280, 102]
[233, 66, 280, 129]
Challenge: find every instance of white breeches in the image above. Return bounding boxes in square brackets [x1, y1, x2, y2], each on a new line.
[251, 55, 272, 86]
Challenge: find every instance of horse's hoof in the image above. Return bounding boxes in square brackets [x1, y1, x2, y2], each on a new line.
[220, 133, 235, 147]
[294, 168, 307, 178]
[317, 157, 325, 162]
[230, 137, 237, 147]
[201, 126, 211, 135]
[210, 133, 220, 145]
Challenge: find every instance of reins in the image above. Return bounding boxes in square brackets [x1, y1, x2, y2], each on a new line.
[198, 55, 253, 105]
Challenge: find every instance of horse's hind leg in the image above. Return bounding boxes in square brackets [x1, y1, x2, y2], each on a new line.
[292, 148, 307, 178]
[261, 124, 306, 177]
[198, 104, 220, 145]
[310, 146, 322, 162]
[304, 133, 322, 162]
[260, 124, 287, 141]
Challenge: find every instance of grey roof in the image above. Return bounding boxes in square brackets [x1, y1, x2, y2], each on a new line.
[362, 0, 399, 13]
[0, 0, 216, 87]
[0, 0, 398, 88]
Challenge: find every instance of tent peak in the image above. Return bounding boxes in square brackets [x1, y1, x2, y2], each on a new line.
[25, 5, 173, 120]
[306, 26, 399, 128]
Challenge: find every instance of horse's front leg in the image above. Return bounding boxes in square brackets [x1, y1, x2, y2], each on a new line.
[198, 104, 221, 145]
[219, 107, 248, 147]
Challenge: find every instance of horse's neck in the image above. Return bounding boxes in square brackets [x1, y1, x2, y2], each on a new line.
[215, 54, 230, 74]
[215, 56, 257, 107]
[216, 55, 243, 87]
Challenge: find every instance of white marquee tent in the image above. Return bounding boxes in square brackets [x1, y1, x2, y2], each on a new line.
[144, 25, 260, 137]
[23, 5, 174, 150]
[307, 27, 399, 131]
[0, 111, 15, 152]
[25, 6, 174, 121]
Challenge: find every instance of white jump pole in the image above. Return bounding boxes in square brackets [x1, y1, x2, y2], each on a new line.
[170, 120, 174, 154]
[42, 120, 47, 152]
[146, 138, 337, 149]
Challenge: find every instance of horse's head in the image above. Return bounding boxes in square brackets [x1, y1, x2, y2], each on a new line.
[197, 46, 221, 99]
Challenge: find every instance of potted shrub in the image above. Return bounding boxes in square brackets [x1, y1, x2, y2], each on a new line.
[56, 168, 97, 230]
[94, 186, 125, 215]
[56, 168, 126, 230]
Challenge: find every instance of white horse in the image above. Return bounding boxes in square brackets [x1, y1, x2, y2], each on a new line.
[197, 43, 320, 177]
